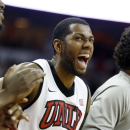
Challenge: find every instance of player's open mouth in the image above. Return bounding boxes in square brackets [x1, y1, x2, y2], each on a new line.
[77, 54, 89, 69]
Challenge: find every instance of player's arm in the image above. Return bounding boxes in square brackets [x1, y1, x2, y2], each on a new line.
[82, 85, 126, 130]
[12, 62, 44, 108]
[0, 63, 45, 108]
[5, 62, 44, 108]
[0, 75, 14, 109]
[1, 99, 30, 130]
[0, 77, 10, 109]
[0, 77, 30, 130]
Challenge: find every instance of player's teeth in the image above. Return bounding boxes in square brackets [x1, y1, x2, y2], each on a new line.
[79, 54, 89, 58]
[85, 54, 89, 58]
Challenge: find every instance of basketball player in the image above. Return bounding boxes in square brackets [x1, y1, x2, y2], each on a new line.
[1, 17, 93, 130]
[82, 26, 130, 130]
[0, 1, 45, 129]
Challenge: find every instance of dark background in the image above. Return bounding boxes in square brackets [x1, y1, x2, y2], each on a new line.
[0, 6, 129, 95]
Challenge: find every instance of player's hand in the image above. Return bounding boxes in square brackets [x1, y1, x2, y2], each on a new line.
[3, 65, 46, 103]
[0, 109, 9, 130]
[4, 100, 29, 130]
[5, 98, 29, 122]
[0, 98, 29, 130]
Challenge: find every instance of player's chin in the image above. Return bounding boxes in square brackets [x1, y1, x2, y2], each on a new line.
[75, 68, 87, 76]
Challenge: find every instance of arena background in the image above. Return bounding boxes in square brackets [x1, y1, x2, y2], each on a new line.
[0, 5, 129, 95]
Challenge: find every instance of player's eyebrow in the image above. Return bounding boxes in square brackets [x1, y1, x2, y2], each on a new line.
[75, 33, 94, 39]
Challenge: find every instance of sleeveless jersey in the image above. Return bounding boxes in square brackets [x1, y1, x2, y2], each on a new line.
[18, 59, 89, 130]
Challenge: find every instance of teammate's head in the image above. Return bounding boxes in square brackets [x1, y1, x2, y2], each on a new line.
[52, 17, 89, 55]
[113, 26, 130, 70]
[0, 0, 5, 31]
[52, 17, 94, 76]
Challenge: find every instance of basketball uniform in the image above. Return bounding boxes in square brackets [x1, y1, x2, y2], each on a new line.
[82, 71, 130, 130]
[18, 59, 89, 130]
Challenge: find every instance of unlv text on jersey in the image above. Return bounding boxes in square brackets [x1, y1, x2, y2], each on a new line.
[40, 100, 82, 130]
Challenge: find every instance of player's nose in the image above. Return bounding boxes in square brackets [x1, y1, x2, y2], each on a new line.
[83, 40, 93, 49]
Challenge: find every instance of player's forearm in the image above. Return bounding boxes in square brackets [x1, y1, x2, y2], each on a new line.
[0, 89, 14, 109]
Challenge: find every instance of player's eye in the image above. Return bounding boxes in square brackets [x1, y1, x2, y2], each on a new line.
[89, 39, 94, 43]
[75, 36, 82, 40]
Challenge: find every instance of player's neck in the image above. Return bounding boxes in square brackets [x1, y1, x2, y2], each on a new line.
[123, 69, 130, 76]
[54, 64, 75, 90]
[51, 56, 56, 66]
[52, 55, 75, 89]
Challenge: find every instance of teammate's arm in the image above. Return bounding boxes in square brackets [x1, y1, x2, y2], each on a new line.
[0, 64, 45, 109]
[1, 100, 30, 130]
[0, 77, 30, 130]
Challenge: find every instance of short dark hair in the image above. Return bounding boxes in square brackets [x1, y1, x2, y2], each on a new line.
[113, 26, 130, 70]
[52, 17, 89, 54]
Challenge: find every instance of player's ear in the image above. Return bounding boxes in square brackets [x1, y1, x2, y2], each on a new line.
[53, 39, 63, 54]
